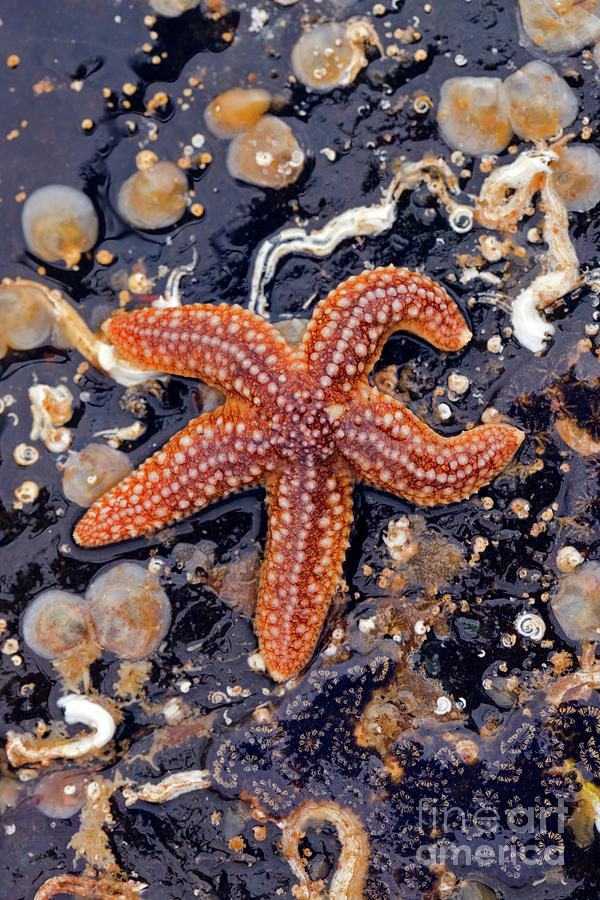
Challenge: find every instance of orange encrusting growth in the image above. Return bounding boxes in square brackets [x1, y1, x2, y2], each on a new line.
[74, 266, 525, 681]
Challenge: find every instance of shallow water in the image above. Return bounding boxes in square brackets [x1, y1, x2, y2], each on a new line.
[0, 0, 599, 897]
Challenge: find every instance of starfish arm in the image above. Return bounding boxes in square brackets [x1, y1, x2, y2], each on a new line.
[73, 404, 275, 547]
[256, 461, 354, 682]
[106, 304, 294, 406]
[338, 387, 524, 506]
[300, 266, 472, 391]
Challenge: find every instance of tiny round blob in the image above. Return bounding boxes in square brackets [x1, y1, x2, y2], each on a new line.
[555, 144, 600, 212]
[117, 161, 189, 230]
[204, 88, 272, 139]
[22, 186, 98, 267]
[519, 0, 600, 55]
[33, 769, 89, 819]
[227, 116, 305, 189]
[62, 444, 131, 508]
[504, 61, 578, 142]
[149, 0, 199, 15]
[437, 77, 513, 157]
[86, 562, 172, 659]
[0, 283, 54, 350]
[550, 561, 600, 643]
[22, 590, 89, 660]
[291, 20, 380, 91]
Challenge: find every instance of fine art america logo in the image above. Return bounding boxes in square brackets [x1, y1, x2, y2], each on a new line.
[416, 798, 566, 869]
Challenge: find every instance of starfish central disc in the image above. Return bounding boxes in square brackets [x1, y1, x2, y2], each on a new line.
[74, 266, 525, 681]
[267, 381, 342, 460]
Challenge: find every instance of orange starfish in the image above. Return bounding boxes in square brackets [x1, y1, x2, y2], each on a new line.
[74, 267, 524, 681]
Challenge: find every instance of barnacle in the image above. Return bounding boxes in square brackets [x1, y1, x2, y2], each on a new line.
[29, 383, 74, 453]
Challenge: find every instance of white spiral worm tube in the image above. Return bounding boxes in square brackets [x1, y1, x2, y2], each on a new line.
[515, 610, 546, 642]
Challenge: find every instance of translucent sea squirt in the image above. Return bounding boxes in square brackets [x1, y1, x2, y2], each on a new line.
[204, 88, 272, 139]
[86, 562, 171, 659]
[550, 562, 600, 643]
[0, 283, 54, 350]
[504, 61, 578, 141]
[518, 0, 600, 54]
[21, 185, 98, 267]
[22, 590, 89, 660]
[62, 444, 132, 507]
[555, 144, 600, 211]
[33, 769, 89, 819]
[550, 562, 600, 642]
[117, 160, 189, 230]
[227, 116, 305, 188]
[436, 77, 513, 156]
[291, 19, 382, 91]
